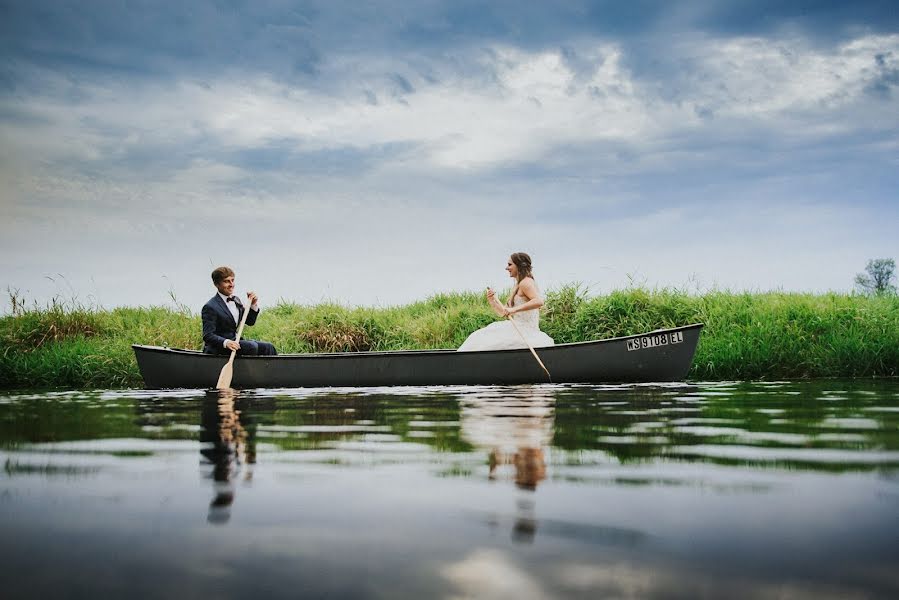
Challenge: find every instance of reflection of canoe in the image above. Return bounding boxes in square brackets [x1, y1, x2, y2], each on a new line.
[132, 324, 703, 389]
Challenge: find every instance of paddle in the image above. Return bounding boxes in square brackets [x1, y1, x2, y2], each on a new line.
[507, 314, 552, 383]
[216, 297, 252, 390]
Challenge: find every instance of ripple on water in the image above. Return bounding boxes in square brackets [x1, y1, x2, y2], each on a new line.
[627, 422, 668, 432]
[20, 438, 199, 454]
[672, 426, 746, 437]
[667, 444, 899, 465]
[673, 427, 812, 446]
[820, 417, 882, 430]
[815, 433, 870, 443]
[658, 407, 702, 414]
[258, 424, 393, 433]
[256, 430, 298, 439]
[596, 435, 670, 444]
[669, 418, 743, 426]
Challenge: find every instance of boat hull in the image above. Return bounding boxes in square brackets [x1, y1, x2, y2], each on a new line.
[132, 324, 703, 389]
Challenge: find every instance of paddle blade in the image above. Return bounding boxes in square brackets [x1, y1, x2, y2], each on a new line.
[216, 362, 233, 389]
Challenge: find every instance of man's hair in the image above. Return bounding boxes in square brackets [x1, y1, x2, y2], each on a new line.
[211, 266, 235, 284]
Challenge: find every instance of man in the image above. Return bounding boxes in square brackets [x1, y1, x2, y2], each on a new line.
[202, 266, 277, 356]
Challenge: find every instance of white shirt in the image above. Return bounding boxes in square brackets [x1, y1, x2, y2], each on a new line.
[217, 292, 260, 347]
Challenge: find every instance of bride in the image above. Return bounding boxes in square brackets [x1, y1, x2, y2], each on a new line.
[458, 252, 555, 352]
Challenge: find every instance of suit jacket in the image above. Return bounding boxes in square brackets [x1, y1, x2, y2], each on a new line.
[202, 294, 259, 354]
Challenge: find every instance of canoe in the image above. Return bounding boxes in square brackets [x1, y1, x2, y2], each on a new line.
[132, 323, 703, 389]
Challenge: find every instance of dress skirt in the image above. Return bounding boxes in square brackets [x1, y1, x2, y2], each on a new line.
[458, 319, 554, 352]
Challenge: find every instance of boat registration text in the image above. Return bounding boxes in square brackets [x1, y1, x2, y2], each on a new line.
[627, 331, 684, 351]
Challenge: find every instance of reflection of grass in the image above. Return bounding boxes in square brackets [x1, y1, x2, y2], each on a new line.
[4, 386, 896, 478]
[552, 381, 899, 473]
[659, 454, 899, 473]
[434, 465, 475, 478]
[4, 458, 101, 477]
[0, 395, 144, 448]
[2, 286, 898, 387]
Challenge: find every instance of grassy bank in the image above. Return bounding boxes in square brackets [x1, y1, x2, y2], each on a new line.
[1, 286, 897, 388]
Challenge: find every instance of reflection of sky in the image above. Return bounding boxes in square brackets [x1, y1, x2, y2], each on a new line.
[2, 441, 897, 598]
[1, 2, 897, 310]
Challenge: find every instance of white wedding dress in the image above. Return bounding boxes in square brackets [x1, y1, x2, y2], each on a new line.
[458, 294, 555, 352]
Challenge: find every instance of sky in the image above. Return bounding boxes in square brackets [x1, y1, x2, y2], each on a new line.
[1, 0, 897, 312]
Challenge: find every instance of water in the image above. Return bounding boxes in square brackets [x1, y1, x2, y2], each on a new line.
[1, 380, 898, 599]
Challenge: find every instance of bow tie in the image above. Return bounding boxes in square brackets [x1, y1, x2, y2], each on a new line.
[226, 296, 239, 303]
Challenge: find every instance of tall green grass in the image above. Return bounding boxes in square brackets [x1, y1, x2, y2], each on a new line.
[1, 286, 896, 388]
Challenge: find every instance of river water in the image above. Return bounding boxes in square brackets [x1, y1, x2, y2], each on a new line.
[1, 380, 897, 599]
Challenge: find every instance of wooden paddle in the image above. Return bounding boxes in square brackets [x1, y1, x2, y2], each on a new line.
[507, 314, 552, 382]
[215, 298, 252, 390]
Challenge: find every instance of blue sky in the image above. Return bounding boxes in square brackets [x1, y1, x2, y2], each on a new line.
[1, 1, 897, 310]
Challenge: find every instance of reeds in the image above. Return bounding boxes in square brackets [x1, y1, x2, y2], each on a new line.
[1, 286, 896, 388]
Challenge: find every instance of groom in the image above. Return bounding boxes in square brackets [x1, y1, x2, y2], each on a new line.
[202, 266, 277, 356]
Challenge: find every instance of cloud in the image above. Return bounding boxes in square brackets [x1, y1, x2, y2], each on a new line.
[4, 33, 898, 175]
[442, 548, 549, 600]
[1, 3, 897, 309]
[440, 548, 876, 600]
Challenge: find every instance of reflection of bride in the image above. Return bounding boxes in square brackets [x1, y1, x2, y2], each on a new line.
[458, 252, 554, 352]
[459, 388, 554, 491]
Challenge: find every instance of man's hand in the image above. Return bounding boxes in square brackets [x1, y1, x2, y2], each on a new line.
[225, 340, 241, 352]
[247, 291, 259, 308]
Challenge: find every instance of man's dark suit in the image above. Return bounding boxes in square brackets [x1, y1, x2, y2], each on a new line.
[201, 295, 277, 355]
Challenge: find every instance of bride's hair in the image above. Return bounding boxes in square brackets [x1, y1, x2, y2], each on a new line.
[507, 252, 534, 306]
[510, 252, 533, 281]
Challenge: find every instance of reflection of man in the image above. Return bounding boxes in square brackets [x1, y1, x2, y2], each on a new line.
[201, 266, 277, 356]
[200, 391, 255, 524]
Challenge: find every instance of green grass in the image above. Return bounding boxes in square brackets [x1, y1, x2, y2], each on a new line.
[1, 286, 897, 388]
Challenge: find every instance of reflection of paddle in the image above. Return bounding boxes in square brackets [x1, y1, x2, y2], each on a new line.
[216, 299, 252, 390]
[507, 315, 552, 382]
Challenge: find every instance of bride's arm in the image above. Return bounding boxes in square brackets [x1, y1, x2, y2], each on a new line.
[507, 278, 544, 315]
[486, 288, 507, 317]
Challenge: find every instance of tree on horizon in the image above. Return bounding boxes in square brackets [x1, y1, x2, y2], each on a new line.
[855, 258, 897, 295]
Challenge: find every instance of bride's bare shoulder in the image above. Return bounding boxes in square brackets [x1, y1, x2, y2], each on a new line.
[518, 277, 539, 296]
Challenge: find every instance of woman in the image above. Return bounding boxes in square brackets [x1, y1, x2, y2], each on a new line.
[458, 252, 555, 352]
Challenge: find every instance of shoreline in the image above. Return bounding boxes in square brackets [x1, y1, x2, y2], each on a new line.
[2, 286, 897, 388]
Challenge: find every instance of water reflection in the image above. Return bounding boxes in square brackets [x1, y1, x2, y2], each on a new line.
[460, 389, 553, 489]
[0, 381, 897, 599]
[200, 390, 256, 524]
[458, 388, 555, 543]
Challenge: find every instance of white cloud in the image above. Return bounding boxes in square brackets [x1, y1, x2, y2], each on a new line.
[1, 32, 897, 310]
[4, 33, 898, 175]
[442, 548, 549, 600]
[680, 34, 899, 118]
